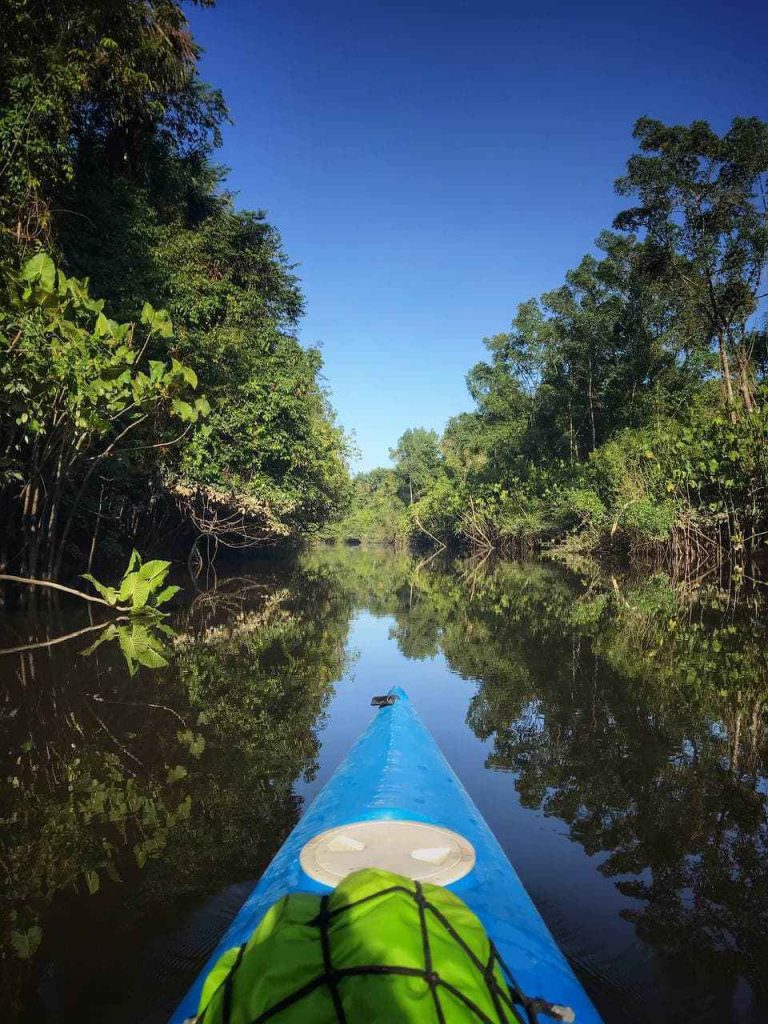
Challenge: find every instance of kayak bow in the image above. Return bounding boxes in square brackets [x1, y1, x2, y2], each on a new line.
[170, 688, 602, 1023]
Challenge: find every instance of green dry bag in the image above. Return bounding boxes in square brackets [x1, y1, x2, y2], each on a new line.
[195, 868, 522, 1023]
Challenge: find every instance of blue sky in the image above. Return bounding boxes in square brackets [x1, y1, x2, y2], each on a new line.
[188, 0, 767, 471]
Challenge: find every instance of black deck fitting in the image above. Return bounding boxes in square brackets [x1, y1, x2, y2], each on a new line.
[370, 694, 398, 707]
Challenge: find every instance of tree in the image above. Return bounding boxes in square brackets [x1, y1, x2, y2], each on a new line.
[614, 116, 768, 415]
[153, 207, 352, 538]
[0, 253, 203, 576]
[389, 428, 444, 504]
[0, 2, 352, 567]
[0, 0, 224, 263]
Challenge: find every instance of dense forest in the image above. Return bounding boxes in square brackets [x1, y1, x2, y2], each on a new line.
[0, 0, 351, 580]
[331, 118, 768, 574]
[2, 2, 767, 583]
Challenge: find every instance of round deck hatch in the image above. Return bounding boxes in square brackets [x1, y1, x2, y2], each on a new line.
[299, 819, 476, 887]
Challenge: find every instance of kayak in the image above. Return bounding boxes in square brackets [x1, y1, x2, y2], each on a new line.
[169, 688, 603, 1024]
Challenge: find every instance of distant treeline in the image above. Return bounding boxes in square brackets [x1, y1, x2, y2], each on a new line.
[0, 1, 351, 579]
[329, 117, 768, 572]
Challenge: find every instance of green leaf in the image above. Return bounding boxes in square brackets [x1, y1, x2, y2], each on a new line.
[166, 765, 188, 783]
[10, 926, 42, 960]
[117, 623, 168, 671]
[81, 573, 119, 606]
[80, 624, 119, 656]
[171, 399, 196, 422]
[21, 252, 56, 291]
[126, 549, 141, 574]
[85, 870, 100, 895]
[118, 572, 152, 609]
[189, 733, 206, 757]
[138, 559, 171, 584]
[155, 310, 174, 338]
[149, 360, 165, 382]
[195, 396, 211, 416]
[118, 627, 141, 673]
[133, 645, 168, 670]
[94, 312, 111, 337]
[153, 584, 181, 608]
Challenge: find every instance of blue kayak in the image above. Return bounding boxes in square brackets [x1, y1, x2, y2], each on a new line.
[170, 688, 602, 1023]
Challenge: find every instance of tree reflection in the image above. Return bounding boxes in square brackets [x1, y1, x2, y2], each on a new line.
[0, 565, 352, 1022]
[452, 567, 768, 1001]
[308, 550, 768, 1004]
[3, 548, 767, 1019]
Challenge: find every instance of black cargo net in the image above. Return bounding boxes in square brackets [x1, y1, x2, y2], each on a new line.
[199, 882, 573, 1024]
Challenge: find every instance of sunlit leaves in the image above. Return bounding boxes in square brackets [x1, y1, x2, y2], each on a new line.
[83, 550, 178, 615]
[81, 574, 120, 606]
[1, 254, 209, 574]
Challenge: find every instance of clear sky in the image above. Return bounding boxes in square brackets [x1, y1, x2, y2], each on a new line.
[188, 0, 767, 471]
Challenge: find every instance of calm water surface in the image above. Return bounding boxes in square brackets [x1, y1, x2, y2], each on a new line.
[2, 548, 767, 1023]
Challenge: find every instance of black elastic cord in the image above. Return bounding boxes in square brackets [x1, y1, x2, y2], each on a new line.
[484, 946, 511, 1024]
[318, 895, 347, 1024]
[415, 882, 446, 1024]
[424, 901, 523, 1022]
[220, 882, 566, 1024]
[313, 884, 414, 922]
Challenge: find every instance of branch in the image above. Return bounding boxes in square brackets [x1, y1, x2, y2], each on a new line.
[0, 617, 129, 655]
[119, 422, 193, 454]
[0, 574, 129, 610]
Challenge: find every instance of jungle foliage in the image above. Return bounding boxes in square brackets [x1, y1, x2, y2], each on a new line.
[1, 564, 351, 1021]
[0, 0, 351, 578]
[338, 117, 768, 571]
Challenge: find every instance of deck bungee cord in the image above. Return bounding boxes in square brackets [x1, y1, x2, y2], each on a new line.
[171, 690, 602, 1024]
[191, 870, 575, 1024]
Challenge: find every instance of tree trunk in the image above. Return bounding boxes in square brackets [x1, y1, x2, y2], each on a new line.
[44, 449, 67, 579]
[87, 483, 105, 574]
[718, 333, 737, 423]
[587, 363, 597, 452]
[26, 480, 43, 579]
[733, 338, 754, 414]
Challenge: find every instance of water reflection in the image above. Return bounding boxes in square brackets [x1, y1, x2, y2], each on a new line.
[452, 564, 768, 1004]
[304, 549, 768, 1014]
[0, 565, 351, 1022]
[1, 549, 767, 1022]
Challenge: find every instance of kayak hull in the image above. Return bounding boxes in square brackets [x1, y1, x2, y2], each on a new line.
[170, 688, 602, 1023]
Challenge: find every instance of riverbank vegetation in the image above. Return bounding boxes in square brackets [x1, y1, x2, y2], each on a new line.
[0, 0, 350, 580]
[2, 544, 766, 1017]
[330, 118, 768, 573]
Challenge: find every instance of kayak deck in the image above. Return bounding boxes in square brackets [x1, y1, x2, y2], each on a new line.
[170, 688, 602, 1023]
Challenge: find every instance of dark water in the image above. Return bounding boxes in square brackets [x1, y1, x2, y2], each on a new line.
[2, 548, 767, 1023]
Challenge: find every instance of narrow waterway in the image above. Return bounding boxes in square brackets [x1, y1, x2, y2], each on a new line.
[2, 547, 767, 1023]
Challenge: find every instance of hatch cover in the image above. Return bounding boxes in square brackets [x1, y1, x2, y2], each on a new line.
[299, 819, 476, 887]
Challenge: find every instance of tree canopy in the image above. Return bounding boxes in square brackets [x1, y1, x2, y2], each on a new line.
[339, 116, 768, 571]
[0, 0, 351, 577]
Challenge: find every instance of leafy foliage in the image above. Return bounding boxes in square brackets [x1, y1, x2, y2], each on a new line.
[388, 428, 445, 504]
[0, 253, 204, 576]
[0, 561, 351, 1022]
[347, 118, 768, 566]
[0, 1, 351, 578]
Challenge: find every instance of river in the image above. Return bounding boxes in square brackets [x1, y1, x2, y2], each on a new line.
[1, 546, 767, 1023]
